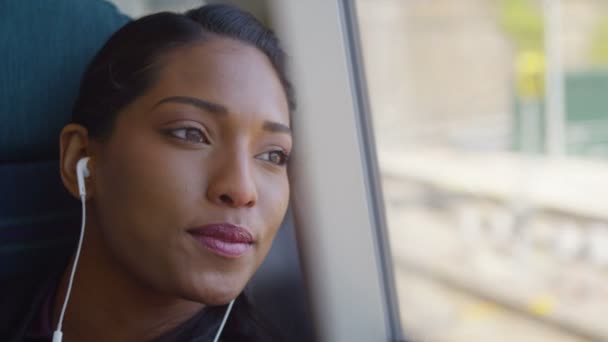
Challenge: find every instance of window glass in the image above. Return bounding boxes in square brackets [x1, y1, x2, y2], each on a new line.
[355, 1, 608, 340]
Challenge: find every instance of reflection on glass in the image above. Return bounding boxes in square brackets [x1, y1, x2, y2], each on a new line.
[356, 0, 608, 341]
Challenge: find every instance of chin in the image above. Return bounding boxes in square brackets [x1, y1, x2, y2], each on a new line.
[182, 273, 248, 306]
[195, 286, 243, 306]
[204, 293, 239, 306]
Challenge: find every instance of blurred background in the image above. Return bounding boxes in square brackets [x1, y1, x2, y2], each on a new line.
[110, 0, 608, 340]
[356, 0, 608, 341]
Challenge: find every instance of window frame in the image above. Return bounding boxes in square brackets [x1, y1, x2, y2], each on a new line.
[269, 1, 403, 341]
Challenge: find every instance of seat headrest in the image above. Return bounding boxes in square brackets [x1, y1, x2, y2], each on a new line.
[0, 0, 130, 162]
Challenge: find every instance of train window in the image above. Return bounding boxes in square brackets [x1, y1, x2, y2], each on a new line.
[351, 0, 608, 341]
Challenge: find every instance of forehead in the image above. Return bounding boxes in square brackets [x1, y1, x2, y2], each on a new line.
[144, 38, 290, 125]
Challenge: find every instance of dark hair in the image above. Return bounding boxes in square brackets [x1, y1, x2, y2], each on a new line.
[71, 4, 295, 141]
[71, 4, 293, 341]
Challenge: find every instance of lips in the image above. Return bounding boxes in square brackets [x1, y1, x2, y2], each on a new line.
[187, 223, 254, 258]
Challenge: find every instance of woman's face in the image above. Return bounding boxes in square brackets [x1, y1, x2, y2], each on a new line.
[89, 37, 291, 305]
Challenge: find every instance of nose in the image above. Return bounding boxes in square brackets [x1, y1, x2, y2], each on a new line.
[207, 152, 257, 208]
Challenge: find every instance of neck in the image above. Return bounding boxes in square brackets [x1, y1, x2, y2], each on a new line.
[52, 216, 204, 341]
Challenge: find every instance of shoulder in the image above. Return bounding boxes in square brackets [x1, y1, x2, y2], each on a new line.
[0, 261, 66, 342]
[0, 272, 47, 341]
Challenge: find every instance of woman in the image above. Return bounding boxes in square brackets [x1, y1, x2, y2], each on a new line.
[22, 4, 295, 341]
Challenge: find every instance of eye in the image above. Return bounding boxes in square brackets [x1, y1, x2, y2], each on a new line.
[256, 150, 290, 166]
[167, 127, 209, 144]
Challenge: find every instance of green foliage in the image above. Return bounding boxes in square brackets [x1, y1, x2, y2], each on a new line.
[589, 14, 608, 65]
[498, 0, 544, 52]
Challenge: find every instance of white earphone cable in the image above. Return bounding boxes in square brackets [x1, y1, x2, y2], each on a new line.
[53, 195, 87, 342]
[213, 299, 235, 342]
[51, 182, 236, 342]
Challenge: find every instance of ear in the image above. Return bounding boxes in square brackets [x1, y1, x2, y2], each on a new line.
[59, 124, 93, 200]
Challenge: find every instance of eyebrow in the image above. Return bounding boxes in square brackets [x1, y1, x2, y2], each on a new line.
[263, 121, 292, 135]
[153, 96, 228, 115]
[154, 95, 291, 135]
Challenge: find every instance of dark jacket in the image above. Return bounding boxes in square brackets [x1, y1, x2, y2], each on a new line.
[0, 252, 280, 342]
[1, 249, 69, 342]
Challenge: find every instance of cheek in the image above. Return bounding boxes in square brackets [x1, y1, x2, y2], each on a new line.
[256, 171, 290, 248]
[92, 134, 204, 268]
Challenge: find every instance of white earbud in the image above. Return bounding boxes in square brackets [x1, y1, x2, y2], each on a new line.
[53, 156, 91, 342]
[76, 157, 90, 198]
